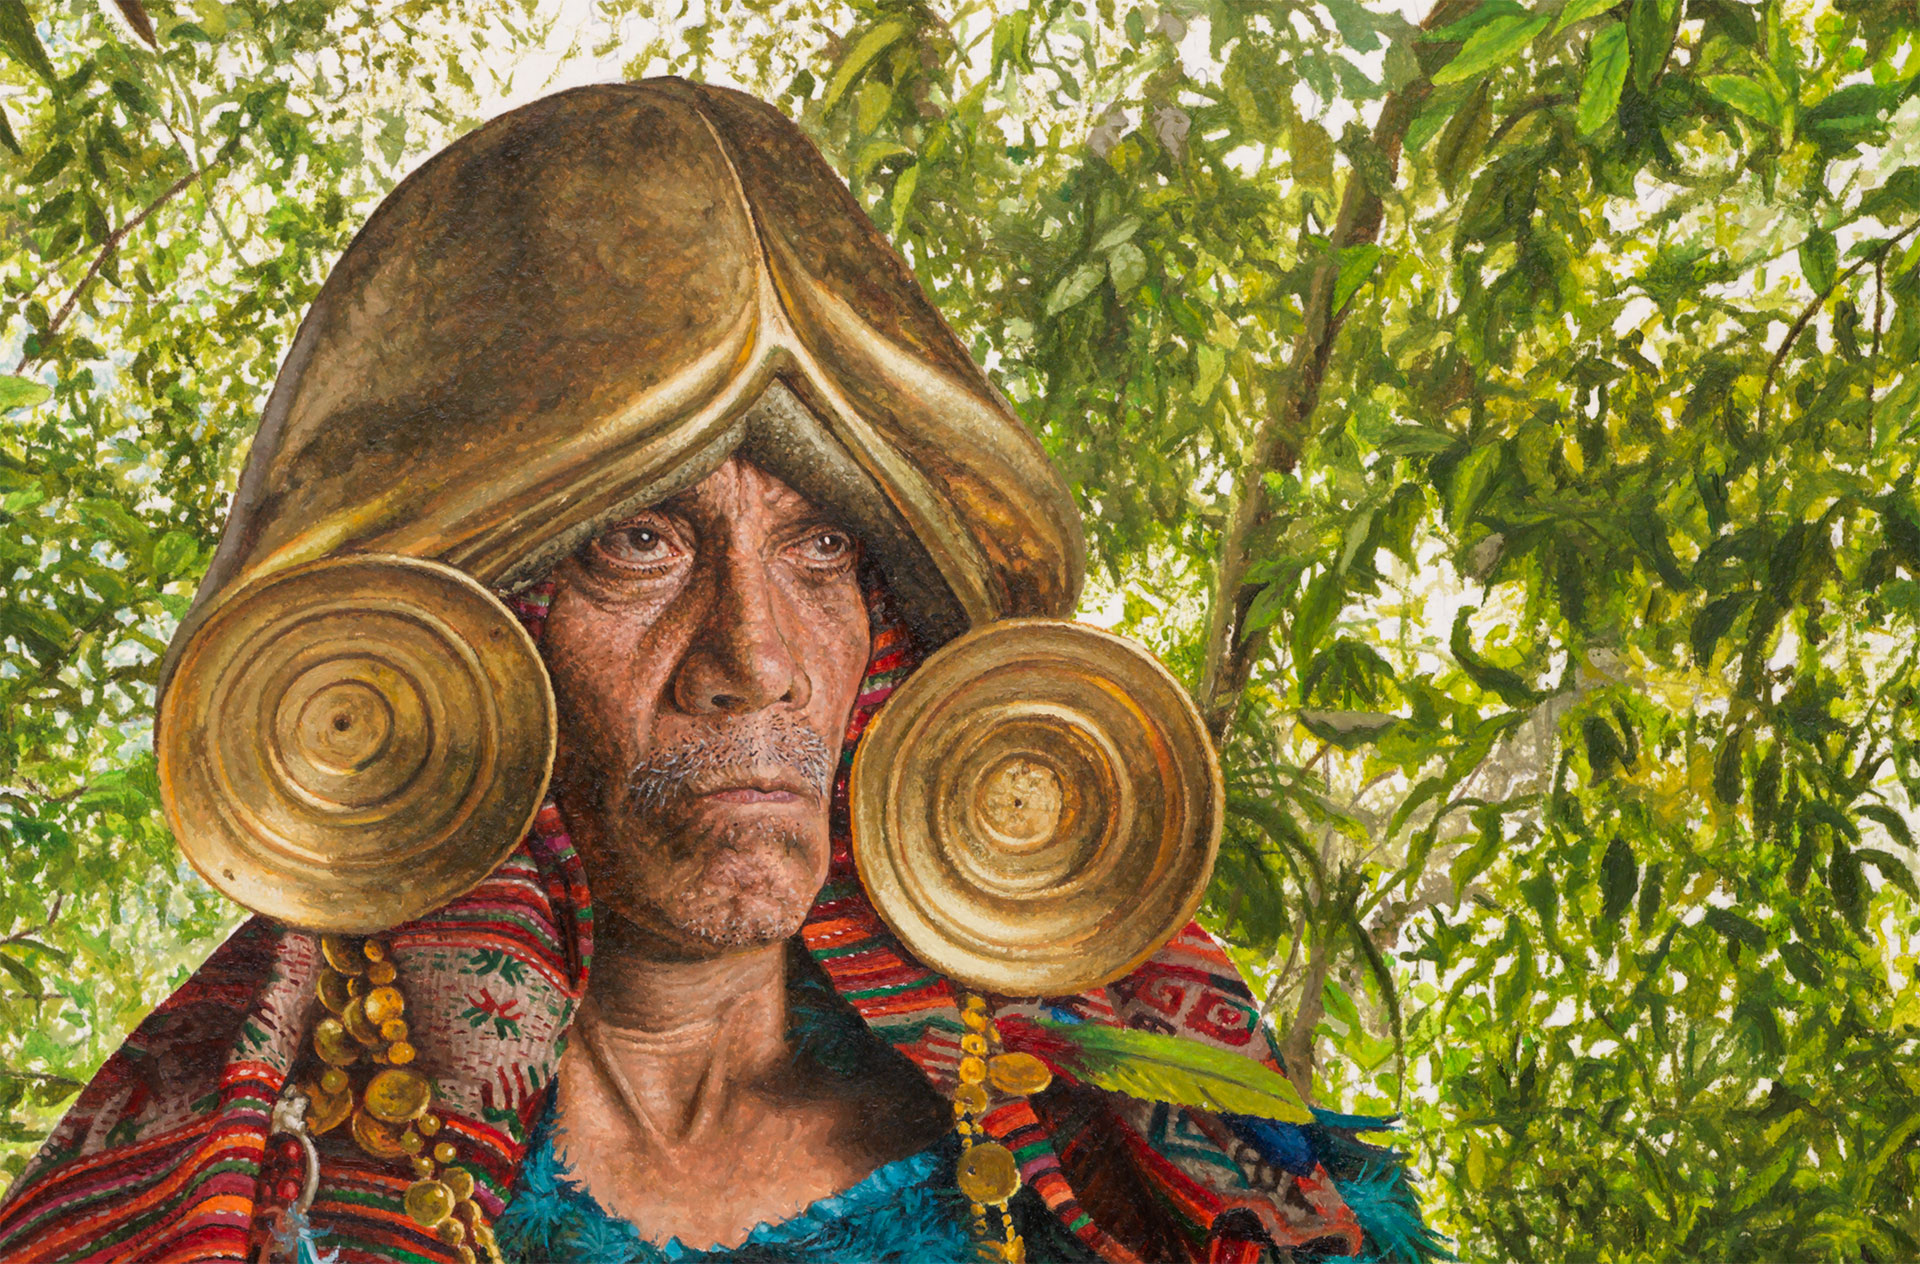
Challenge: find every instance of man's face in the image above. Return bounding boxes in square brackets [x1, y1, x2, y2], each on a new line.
[541, 456, 871, 957]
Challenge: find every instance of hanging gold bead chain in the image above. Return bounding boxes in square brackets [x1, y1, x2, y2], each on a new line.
[298, 934, 504, 1264]
[951, 991, 1055, 1264]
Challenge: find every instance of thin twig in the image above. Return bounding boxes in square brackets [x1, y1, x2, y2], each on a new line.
[1757, 217, 1920, 435]
[15, 135, 241, 373]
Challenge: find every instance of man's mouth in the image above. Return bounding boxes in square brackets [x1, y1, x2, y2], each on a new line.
[689, 770, 818, 806]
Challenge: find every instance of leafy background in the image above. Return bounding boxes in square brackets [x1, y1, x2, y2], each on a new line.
[3, 0, 1920, 1257]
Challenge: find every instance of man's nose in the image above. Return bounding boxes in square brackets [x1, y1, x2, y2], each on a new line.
[669, 546, 811, 715]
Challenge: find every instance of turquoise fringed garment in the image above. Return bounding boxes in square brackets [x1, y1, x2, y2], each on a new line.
[493, 958, 1100, 1264]
[494, 1108, 974, 1264]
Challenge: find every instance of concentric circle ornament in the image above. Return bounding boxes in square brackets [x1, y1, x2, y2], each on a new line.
[851, 618, 1222, 996]
[158, 555, 555, 932]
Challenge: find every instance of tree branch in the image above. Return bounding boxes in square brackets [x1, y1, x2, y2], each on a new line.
[1757, 216, 1920, 436]
[1197, 68, 1441, 742]
[16, 137, 240, 373]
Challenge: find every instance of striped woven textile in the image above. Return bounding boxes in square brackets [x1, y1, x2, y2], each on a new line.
[0, 583, 1429, 1263]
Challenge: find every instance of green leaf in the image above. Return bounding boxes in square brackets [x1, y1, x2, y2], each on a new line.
[1690, 592, 1753, 667]
[1108, 240, 1147, 295]
[1700, 74, 1783, 127]
[1857, 848, 1919, 902]
[1450, 608, 1542, 706]
[889, 163, 919, 239]
[1092, 216, 1143, 252]
[1028, 1018, 1313, 1123]
[1856, 803, 1915, 851]
[1600, 835, 1637, 923]
[1636, 860, 1664, 932]
[151, 530, 198, 579]
[821, 21, 907, 116]
[0, 0, 56, 85]
[1046, 261, 1106, 317]
[1702, 907, 1768, 951]
[0, 374, 50, 411]
[1577, 21, 1630, 134]
[1554, 0, 1620, 34]
[1333, 244, 1384, 313]
[1779, 939, 1825, 987]
[1297, 708, 1403, 748]
[1627, 0, 1676, 92]
[1432, 11, 1553, 85]
[1800, 227, 1837, 295]
[1432, 82, 1492, 195]
[1830, 839, 1866, 928]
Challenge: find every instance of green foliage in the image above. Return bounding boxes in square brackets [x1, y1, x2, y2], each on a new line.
[3, 0, 1920, 1257]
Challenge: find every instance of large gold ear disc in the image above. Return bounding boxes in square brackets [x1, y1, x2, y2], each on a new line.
[851, 619, 1222, 996]
[157, 555, 555, 933]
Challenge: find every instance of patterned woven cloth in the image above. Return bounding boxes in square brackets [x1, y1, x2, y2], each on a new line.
[0, 588, 1442, 1264]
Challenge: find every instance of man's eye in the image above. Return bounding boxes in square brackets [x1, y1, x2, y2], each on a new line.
[794, 530, 854, 565]
[592, 525, 676, 568]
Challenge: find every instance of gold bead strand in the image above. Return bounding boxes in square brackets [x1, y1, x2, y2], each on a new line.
[951, 992, 1034, 1264]
[307, 934, 505, 1264]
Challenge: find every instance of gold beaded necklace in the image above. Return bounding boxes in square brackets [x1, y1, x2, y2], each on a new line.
[951, 989, 1057, 1264]
[288, 933, 504, 1264]
[282, 938, 1052, 1264]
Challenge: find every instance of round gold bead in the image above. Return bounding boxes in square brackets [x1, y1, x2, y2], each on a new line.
[962, 1009, 989, 1031]
[380, 1019, 410, 1043]
[344, 997, 381, 1046]
[445, 1168, 476, 1202]
[348, 975, 370, 998]
[388, 1040, 417, 1065]
[955, 1142, 1020, 1205]
[958, 1056, 987, 1084]
[455, 1248, 476, 1264]
[434, 1142, 457, 1164]
[418, 1113, 442, 1136]
[411, 1155, 436, 1178]
[321, 935, 366, 976]
[364, 986, 407, 1027]
[316, 969, 353, 1015]
[368, 961, 398, 985]
[350, 1108, 409, 1159]
[963, 995, 988, 1013]
[404, 1178, 455, 1228]
[961, 1033, 989, 1056]
[313, 1017, 360, 1066]
[437, 1218, 467, 1246]
[303, 1080, 352, 1135]
[363, 1067, 433, 1123]
[953, 1083, 990, 1115]
[319, 1067, 349, 1095]
[400, 1128, 424, 1154]
[987, 1052, 1053, 1097]
[364, 939, 389, 963]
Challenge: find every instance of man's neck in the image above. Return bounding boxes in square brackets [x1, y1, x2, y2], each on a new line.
[574, 906, 793, 1146]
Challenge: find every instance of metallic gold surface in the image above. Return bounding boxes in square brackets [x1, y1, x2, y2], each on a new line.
[351, 1109, 409, 1159]
[364, 1068, 433, 1124]
[405, 1180, 456, 1228]
[156, 554, 554, 933]
[987, 1053, 1053, 1097]
[161, 79, 1085, 704]
[851, 619, 1222, 997]
[955, 1143, 1021, 1205]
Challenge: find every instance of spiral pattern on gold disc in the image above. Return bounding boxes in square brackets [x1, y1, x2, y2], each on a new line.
[158, 555, 554, 932]
[851, 619, 1221, 996]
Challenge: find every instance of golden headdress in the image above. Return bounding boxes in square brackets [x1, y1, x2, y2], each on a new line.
[158, 79, 1217, 995]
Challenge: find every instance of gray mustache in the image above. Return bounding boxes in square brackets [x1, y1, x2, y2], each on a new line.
[624, 717, 836, 815]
